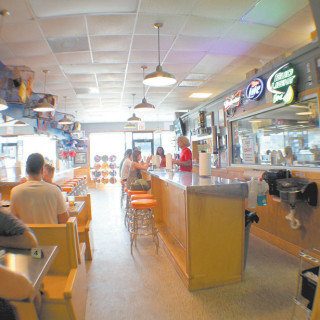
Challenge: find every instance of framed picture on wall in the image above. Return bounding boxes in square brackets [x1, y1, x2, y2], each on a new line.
[75, 152, 87, 164]
[218, 108, 226, 128]
[206, 112, 214, 128]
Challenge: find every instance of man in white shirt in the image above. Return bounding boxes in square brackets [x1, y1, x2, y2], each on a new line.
[10, 153, 69, 224]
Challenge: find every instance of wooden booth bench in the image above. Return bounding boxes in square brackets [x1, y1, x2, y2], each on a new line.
[27, 217, 88, 320]
[74, 194, 94, 261]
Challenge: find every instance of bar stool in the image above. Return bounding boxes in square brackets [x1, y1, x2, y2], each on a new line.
[125, 190, 148, 227]
[129, 199, 159, 254]
[120, 180, 127, 207]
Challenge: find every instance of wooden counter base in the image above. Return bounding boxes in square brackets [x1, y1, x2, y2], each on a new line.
[148, 173, 246, 291]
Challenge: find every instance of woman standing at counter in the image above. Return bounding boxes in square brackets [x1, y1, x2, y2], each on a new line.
[156, 147, 166, 167]
[172, 136, 192, 172]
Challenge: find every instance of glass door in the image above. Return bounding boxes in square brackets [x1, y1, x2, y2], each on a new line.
[133, 140, 153, 160]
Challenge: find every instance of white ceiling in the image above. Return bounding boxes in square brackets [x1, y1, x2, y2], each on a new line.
[0, 0, 315, 123]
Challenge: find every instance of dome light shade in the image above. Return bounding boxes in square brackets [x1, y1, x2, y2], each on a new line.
[134, 97, 155, 110]
[0, 98, 8, 111]
[124, 122, 136, 129]
[14, 120, 27, 126]
[143, 23, 176, 87]
[59, 114, 73, 125]
[33, 98, 55, 112]
[143, 65, 176, 87]
[127, 113, 141, 122]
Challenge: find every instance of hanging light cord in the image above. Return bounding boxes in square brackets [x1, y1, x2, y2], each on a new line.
[142, 68, 146, 97]
[157, 26, 161, 66]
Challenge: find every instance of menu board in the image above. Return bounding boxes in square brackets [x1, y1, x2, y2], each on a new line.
[242, 138, 255, 164]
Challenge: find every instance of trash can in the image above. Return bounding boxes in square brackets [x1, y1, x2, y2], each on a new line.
[244, 210, 259, 269]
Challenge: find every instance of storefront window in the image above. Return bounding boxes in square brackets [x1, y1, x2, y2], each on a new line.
[231, 97, 320, 167]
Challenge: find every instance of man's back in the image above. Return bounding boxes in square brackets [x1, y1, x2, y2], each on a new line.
[10, 181, 67, 224]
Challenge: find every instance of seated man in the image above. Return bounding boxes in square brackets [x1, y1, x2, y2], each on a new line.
[43, 163, 62, 191]
[0, 208, 39, 319]
[10, 153, 69, 224]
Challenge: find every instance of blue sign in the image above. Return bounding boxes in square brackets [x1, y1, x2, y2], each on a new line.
[246, 78, 264, 101]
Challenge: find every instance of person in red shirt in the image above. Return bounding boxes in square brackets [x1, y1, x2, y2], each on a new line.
[173, 136, 192, 172]
[156, 147, 166, 167]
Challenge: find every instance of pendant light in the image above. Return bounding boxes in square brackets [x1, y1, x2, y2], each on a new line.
[14, 120, 27, 126]
[134, 66, 155, 111]
[124, 122, 136, 129]
[143, 23, 176, 87]
[0, 98, 8, 111]
[33, 70, 55, 112]
[58, 96, 73, 125]
[127, 94, 141, 122]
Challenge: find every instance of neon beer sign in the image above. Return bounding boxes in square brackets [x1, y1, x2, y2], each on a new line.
[246, 78, 264, 101]
[267, 63, 297, 104]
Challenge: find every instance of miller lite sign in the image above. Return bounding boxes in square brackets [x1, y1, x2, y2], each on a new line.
[246, 78, 264, 101]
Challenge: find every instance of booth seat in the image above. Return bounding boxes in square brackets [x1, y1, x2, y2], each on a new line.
[74, 194, 93, 260]
[27, 217, 88, 320]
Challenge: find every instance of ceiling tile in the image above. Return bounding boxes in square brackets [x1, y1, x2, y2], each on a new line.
[99, 81, 124, 88]
[126, 73, 141, 81]
[166, 51, 206, 64]
[140, 0, 196, 15]
[242, 0, 309, 27]
[191, 54, 237, 74]
[2, 21, 43, 43]
[129, 51, 161, 64]
[39, 16, 87, 38]
[55, 52, 92, 65]
[261, 29, 310, 49]
[246, 43, 287, 60]
[91, 36, 131, 51]
[97, 74, 124, 81]
[63, 64, 126, 74]
[47, 36, 89, 53]
[193, 0, 256, 20]
[172, 35, 215, 51]
[208, 38, 255, 56]
[181, 16, 234, 38]
[29, 0, 138, 17]
[223, 21, 276, 43]
[0, 0, 32, 23]
[280, 5, 315, 35]
[67, 74, 97, 82]
[20, 54, 57, 68]
[87, 14, 136, 36]
[70, 81, 97, 88]
[93, 51, 129, 64]
[131, 35, 175, 51]
[135, 14, 188, 35]
[7, 41, 51, 57]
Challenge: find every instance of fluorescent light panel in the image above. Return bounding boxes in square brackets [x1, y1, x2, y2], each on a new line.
[189, 93, 212, 98]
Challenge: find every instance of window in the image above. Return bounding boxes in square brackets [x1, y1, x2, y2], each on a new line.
[231, 97, 320, 167]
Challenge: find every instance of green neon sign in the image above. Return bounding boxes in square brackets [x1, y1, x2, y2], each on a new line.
[267, 63, 298, 104]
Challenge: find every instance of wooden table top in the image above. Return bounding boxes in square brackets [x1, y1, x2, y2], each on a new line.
[0, 245, 58, 300]
[68, 201, 85, 216]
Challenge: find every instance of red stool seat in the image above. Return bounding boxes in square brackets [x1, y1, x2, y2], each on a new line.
[131, 194, 154, 201]
[61, 186, 72, 192]
[128, 190, 147, 197]
[131, 199, 157, 210]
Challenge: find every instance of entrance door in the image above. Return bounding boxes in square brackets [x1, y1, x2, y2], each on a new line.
[133, 139, 153, 160]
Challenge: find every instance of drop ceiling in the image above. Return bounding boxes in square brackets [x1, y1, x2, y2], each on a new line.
[0, 0, 315, 123]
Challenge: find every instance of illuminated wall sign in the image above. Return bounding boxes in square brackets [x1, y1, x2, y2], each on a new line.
[246, 78, 264, 101]
[267, 63, 298, 105]
[224, 90, 242, 111]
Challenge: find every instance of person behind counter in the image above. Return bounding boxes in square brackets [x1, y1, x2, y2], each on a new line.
[0, 208, 39, 319]
[120, 149, 133, 181]
[10, 153, 69, 224]
[156, 147, 166, 167]
[43, 163, 62, 191]
[127, 150, 151, 188]
[172, 136, 192, 172]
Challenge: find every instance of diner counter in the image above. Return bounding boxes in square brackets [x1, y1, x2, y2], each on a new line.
[142, 169, 247, 291]
[146, 169, 248, 197]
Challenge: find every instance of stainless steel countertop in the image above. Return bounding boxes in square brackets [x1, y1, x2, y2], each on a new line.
[146, 169, 248, 197]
